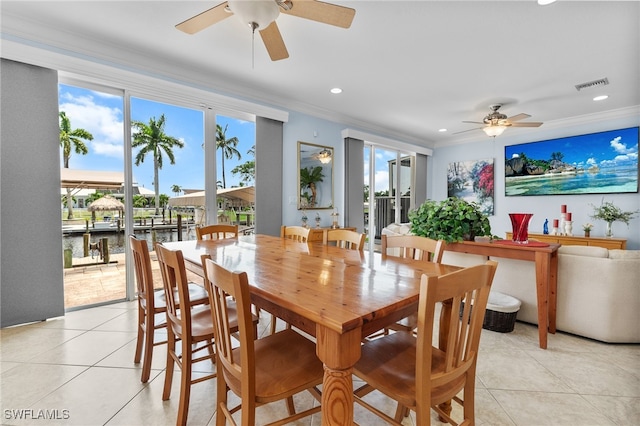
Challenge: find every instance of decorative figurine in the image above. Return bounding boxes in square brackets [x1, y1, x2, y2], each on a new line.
[315, 212, 321, 228]
[543, 218, 549, 235]
[331, 209, 340, 229]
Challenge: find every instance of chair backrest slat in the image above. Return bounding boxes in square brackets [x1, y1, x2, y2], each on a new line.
[323, 229, 365, 251]
[381, 234, 444, 263]
[129, 235, 154, 305]
[196, 224, 239, 240]
[281, 225, 310, 242]
[156, 244, 193, 333]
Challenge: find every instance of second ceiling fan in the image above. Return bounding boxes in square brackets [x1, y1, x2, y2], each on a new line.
[176, 0, 356, 61]
[456, 104, 543, 137]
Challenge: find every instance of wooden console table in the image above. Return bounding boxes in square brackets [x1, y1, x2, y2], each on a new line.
[446, 240, 560, 349]
[506, 232, 626, 250]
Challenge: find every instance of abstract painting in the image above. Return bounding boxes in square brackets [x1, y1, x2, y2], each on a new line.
[447, 158, 494, 215]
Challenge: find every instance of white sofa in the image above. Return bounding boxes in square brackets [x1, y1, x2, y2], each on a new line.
[381, 224, 640, 343]
[490, 245, 640, 343]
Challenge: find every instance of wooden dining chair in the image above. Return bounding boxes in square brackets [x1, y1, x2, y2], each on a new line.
[155, 243, 219, 426]
[381, 234, 444, 263]
[196, 224, 239, 240]
[280, 225, 310, 242]
[129, 235, 208, 384]
[378, 234, 446, 336]
[353, 261, 498, 425]
[323, 228, 365, 250]
[203, 257, 324, 426]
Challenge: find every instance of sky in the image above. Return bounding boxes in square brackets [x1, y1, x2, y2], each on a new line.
[505, 127, 639, 170]
[59, 84, 255, 195]
[59, 83, 397, 198]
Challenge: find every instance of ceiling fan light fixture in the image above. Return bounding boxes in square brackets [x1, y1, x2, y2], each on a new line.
[318, 148, 332, 164]
[483, 125, 507, 137]
[228, 0, 280, 29]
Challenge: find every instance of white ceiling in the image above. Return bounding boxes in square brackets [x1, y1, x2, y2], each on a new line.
[2, 1, 639, 148]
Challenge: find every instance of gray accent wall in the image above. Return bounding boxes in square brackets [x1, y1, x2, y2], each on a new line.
[414, 153, 428, 207]
[255, 117, 283, 236]
[1, 59, 65, 327]
[344, 137, 365, 232]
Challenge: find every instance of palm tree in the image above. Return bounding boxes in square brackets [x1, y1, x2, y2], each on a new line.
[231, 160, 255, 185]
[299, 166, 324, 207]
[59, 111, 93, 219]
[216, 124, 241, 188]
[171, 184, 182, 197]
[132, 114, 184, 214]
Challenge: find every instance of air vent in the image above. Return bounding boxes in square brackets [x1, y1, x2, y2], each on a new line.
[575, 78, 609, 91]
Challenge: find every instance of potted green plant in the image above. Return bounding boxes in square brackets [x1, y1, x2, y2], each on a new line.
[590, 200, 639, 237]
[408, 197, 492, 243]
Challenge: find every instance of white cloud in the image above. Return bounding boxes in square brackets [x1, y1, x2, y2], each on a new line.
[375, 170, 389, 192]
[60, 93, 124, 159]
[586, 157, 597, 166]
[610, 136, 636, 155]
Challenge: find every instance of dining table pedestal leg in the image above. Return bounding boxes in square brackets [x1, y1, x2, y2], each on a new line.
[316, 326, 362, 426]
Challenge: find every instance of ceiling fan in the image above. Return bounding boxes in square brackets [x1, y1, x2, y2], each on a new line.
[310, 147, 332, 163]
[175, 0, 356, 61]
[455, 104, 543, 137]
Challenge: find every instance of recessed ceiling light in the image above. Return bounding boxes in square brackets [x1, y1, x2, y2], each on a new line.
[538, 0, 557, 5]
[593, 95, 609, 101]
[438, 128, 448, 132]
[330, 88, 342, 94]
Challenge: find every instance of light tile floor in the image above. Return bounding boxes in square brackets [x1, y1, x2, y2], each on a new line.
[1, 301, 639, 425]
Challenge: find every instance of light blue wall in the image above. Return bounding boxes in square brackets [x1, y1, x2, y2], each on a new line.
[282, 111, 348, 228]
[431, 116, 640, 249]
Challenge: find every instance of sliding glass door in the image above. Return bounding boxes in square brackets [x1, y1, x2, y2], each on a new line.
[364, 144, 415, 251]
[59, 82, 126, 309]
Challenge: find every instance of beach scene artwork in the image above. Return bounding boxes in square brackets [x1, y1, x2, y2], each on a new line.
[505, 127, 639, 196]
[447, 158, 494, 215]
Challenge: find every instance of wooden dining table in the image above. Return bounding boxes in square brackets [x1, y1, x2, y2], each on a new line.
[163, 234, 461, 426]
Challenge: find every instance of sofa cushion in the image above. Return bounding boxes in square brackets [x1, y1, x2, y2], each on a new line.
[381, 223, 412, 236]
[557, 245, 609, 258]
[608, 249, 640, 259]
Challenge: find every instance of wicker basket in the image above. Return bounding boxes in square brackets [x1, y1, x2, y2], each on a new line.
[459, 291, 521, 333]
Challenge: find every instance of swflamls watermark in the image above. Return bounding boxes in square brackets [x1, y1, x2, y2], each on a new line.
[4, 409, 70, 420]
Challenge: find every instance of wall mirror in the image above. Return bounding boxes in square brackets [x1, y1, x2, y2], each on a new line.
[298, 141, 334, 209]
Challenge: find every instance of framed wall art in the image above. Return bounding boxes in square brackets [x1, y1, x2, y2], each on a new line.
[504, 127, 639, 196]
[447, 158, 494, 215]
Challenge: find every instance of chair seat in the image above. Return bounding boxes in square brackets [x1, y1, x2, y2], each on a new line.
[354, 331, 465, 408]
[226, 329, 324, 402]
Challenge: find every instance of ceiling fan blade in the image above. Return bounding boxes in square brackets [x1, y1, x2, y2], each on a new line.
[176, 2, 231, 34]
[282, 0, 355, 28]
[462, 120, 484, 125]
[506, 113, 531, 122]
[260, 21, 289, 61]
[453, 127, 483, 135]
[510, 122, 543, 127]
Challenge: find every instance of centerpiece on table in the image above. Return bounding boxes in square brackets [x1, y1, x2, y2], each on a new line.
[590, 200, 639, 237]
[408, 197, 492, 243]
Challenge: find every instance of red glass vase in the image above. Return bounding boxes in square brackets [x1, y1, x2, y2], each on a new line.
[509, 213, 533, 244]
